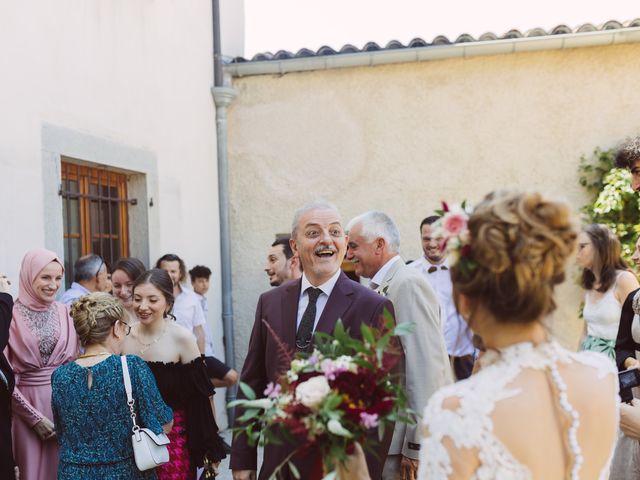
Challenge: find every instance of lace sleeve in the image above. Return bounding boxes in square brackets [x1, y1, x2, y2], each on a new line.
[418, 389, 481, 480]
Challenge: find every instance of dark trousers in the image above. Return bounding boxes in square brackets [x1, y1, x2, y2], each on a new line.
[450, 354, 475, 380]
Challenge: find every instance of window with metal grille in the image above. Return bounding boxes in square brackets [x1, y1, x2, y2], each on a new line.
[60, 160, 130, 287]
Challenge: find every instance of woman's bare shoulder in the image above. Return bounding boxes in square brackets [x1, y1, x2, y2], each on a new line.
[166, 322, 200, 363]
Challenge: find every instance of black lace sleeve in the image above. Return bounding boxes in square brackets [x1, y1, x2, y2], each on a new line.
[180, 356, 228, 466]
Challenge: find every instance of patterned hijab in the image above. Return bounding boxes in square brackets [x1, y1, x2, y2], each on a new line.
[18, 249, 64, 312]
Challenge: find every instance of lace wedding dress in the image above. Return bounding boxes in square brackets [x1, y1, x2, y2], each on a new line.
[419, 341, 619, 480]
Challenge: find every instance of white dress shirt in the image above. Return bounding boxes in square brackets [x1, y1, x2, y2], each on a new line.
[296, 269, 341, 331]
[370, 255, 402, 290]
[411, 256, 475, 356]
[173, 287, 206, 335]
[59, 282, 91, 305]
[196, 293, 216, 357]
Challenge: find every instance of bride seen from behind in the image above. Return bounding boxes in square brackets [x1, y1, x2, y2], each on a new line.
[340, 190, 619, 480]
[420, 190, 618, 479]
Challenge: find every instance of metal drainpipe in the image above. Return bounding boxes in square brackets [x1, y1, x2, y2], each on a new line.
[211, 0, 239, 426]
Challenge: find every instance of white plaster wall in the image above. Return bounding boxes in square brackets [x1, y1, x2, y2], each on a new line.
[0, 0, 242, 427]
[220, 0, 245, 59]
[227, 43, 640, 368]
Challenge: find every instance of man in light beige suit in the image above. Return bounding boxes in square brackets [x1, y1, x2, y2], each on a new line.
[346, 211, 452, 480]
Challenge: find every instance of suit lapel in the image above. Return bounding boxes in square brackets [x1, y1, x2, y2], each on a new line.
[281, 279, 302, 349]
[377, 257, 403, 296]
[315, 272, 354, 335]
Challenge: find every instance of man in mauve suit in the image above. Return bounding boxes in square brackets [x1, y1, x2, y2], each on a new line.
[346, 211, 452, 480]
[231, 201, 396, 480]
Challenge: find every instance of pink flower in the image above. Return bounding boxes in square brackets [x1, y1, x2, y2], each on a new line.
[264, 382, 281, 398]
[321, 358, 346, 380]
[359, 412, 379, 429]
[442, 212, 467, 236]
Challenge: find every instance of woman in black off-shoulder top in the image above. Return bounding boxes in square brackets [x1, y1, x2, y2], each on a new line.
[121, 269, 227, 480]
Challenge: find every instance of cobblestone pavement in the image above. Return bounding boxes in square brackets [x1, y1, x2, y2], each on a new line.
[214, 430, 263, 480]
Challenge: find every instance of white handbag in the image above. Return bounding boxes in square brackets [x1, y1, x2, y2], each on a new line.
[121, 355, 171, 471]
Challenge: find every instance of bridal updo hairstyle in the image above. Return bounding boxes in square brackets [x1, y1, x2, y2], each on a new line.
[132, 268, 175, 316]
[451, 190, 577, 324]
[71, 292, 124, 346]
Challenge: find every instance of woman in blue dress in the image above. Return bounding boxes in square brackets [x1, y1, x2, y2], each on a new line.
[52, 292, 173, 479]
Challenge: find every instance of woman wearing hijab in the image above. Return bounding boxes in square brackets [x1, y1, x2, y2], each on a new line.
[6, 249, 78, 480]
[0, 273, 17, 479]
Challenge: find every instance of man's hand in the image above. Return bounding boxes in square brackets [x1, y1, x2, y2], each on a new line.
[624, 357, 640, 370]
[336, 442, 370, 480]
[0, 273, 10, 293]
[620, 398, 640, 440]
[400, 455, 419, 480]
[33, 417, 56, 441]
[232, 470, 256, 480]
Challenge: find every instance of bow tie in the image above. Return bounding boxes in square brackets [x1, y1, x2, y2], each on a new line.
[427, 265, 448, 274]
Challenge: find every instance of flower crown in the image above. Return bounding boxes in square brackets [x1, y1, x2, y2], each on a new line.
[434, 201, 477, 278]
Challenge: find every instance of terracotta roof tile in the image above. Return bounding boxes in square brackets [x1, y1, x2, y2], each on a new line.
[230, 18, 640, 63]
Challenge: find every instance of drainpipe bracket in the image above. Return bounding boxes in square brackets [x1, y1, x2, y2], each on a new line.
[211, 86, 238, 108]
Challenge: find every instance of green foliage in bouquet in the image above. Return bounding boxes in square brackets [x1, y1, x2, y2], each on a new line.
[579, 147, 640, 265]
[229, 310, 415, 479]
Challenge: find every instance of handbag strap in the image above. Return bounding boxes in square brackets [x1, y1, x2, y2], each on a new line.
[121, 355, 140, 432]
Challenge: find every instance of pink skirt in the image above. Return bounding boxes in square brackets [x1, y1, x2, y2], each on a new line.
[157, 409, 192, 480]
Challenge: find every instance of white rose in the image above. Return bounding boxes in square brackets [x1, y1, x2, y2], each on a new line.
[327, 419, 352, 438]
[295, 375, 331, 409]
[335, 355, 357, 372]
[291, 359, 306, 372]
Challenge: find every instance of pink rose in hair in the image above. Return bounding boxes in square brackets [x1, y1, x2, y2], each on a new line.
[442, 212, 467, 236]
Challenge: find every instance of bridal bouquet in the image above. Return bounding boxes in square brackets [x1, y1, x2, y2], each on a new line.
[230, 311, 413, 479]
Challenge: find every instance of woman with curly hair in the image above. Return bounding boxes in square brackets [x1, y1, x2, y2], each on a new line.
[52, 292, 173, 479]
[339, 191, 620, 480]
[576, 224, 638, 361]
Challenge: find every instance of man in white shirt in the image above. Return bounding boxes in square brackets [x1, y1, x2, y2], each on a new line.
[264, 236, 302, 287]
[412, 215, 476, 380]
[346, 211, 451, 480]
[156, 254, 206, 353]
[59, 254, 108, 305]
[189, 264, 238, 388]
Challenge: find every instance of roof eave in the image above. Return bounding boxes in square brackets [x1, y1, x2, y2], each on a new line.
[224, 26, 640, 78]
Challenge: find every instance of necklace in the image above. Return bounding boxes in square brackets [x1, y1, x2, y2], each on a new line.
[136, 324, 168, 354]
[78, 351, 111, 359]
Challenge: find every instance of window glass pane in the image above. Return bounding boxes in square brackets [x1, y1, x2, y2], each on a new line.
[111, 239, 121, 262]
[110, 201, 120, 231]
[90, 200, 98, 238]
[62, 197, 80, 235]
[92, 238, 102, 257]
[63, 237, 81, 289]
[66, 179, 79, 194]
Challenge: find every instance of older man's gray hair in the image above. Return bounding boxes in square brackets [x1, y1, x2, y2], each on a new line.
[74, 254, 104, 283]
[347, 211, 400, 253]
[291, 200, 341, 238]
